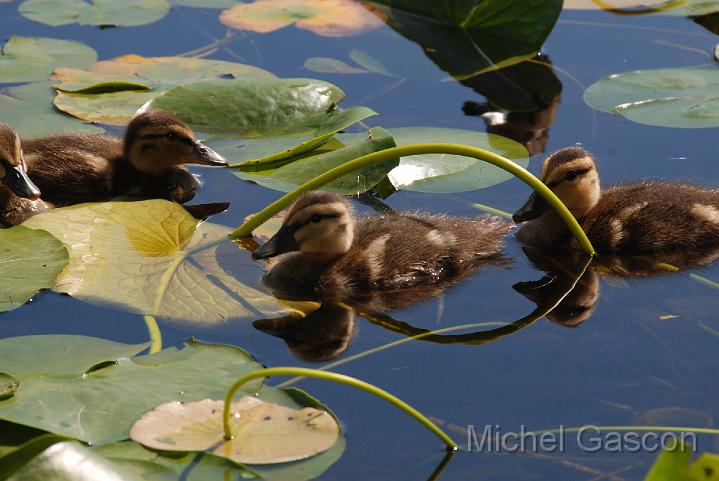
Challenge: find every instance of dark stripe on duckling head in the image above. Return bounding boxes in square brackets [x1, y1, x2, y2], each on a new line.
[546, 167, 593, 189]
[124, 110, 194, 154]
[540, 146, 594, 181]
[285, 191, 351, 220]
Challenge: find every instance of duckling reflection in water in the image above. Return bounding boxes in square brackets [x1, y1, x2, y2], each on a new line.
[21, 110, 227, 212]
[513, 146, 719, 254]
[252, 191, 513, 300]
[0, 124, 46, 226]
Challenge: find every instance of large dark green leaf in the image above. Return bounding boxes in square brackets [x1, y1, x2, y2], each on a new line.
[584, 67, 719, 128]
[230, 127, 398, 194]
[0, 36, 96, 84]
[53, 55, 276, 125]
[0, 83, 103, 138]
[18, 0, 171, 27]
[365, 0, 563, 79]
[0, 225, 68, 313]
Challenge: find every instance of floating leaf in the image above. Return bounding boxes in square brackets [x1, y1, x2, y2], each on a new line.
[0, 82, 103, 137]
[340, 127, 530, 193]
[53, 55, 276, 125]
[131, 397, 339, 464]
[18, 0, 171, 27]
[584, 67, 719, 128]
[0, 36, 96, 84]
[231, 127, 397, 194]
[563, 0, 661, 9]
[688, 453, 719, 480]
[6, 441, 144, 481]
[0, 225, 68, 313]
[364, 0, 563, 79]
[170, 0, 239, 6]
[219, 0, 384, 37]
[644, 442, 693, 481]
[349, 49, 396, 77]
[0, 337, 266, 443]
[303, 57, 370, 75]
[22, 200, 288, 324]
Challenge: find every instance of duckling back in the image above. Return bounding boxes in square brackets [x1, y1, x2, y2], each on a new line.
[318, 212, 512, 297]
[581, 182, 719, 252]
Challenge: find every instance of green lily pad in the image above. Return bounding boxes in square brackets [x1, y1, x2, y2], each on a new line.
[0, 434, 75, 481]
[0, 225, 68, 312]
[0, 374, 18, 400]
[130, 397, 339, 464]
[338, 127, 529, 193]
[230, 127, 398, 194]
[584, 67, 719, 128]
[644, 442, 693, 481]
[53, 55, 276, 125]
[0, 337, 265, 443]
[0, 36, 96, 84]
[22, 200, 289, 324]
[6, 441, 144, 481]
[18, 0, 171, 27]
[688, 453, 719, 480]
[304, 57, 370, 75]
[219, 0, 384, 37]
[349, 49, 396, 77]
[0, 83, 104, 138]
[171, 0, 239, 6]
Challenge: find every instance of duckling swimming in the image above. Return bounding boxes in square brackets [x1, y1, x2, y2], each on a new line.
[253, 191, 512, 298]
[513, 146, 719, 253]
[22, 110, 227, 207]
[0, 124, 49, 226]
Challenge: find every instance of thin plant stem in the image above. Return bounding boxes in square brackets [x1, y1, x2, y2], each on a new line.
[143, 315, 162, 354]
[222, 367, 457, 450]
[229, 143, 596, 255]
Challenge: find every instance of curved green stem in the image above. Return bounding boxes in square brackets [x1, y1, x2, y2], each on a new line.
[142, 315, 162, 354]
[222, 367, 457, 451]
[229, 143, 596, 255]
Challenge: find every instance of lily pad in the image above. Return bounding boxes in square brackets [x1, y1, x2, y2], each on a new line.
[231, 127, 398, 194]
[170, 0, 239, 6]
[0, 337, 265, 443]
[0, 36, 96, 84]
[0, 225, 68, 313]
[0, 374, 18, 400]
[18, 0, 171, 27]
[22, 200, 288, 324]
[584, 67, 719, 128]
[131, 397, 339, 464]
[53, 55, 276, 125]
[0, 82, 104, 137]
[304, 57, 370, 75]
[337, 127, 529, 193]
[349, 49, 396, 77]
[219, 0, 384, 37]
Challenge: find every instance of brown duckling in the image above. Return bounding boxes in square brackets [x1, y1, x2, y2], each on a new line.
[0, 124, 49, 226]
[252, 191, 512, 299]
[513, 146, 719, 253]
[22, 109, 227, 207]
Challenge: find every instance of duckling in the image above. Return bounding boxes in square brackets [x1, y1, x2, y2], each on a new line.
[252, 191, 512, 299]
[22, 109, 227, 207]
[513, 146, 719, 253]
[0, 124, 49, 226]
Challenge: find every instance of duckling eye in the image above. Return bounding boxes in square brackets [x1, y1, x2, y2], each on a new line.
[310, 214, 322, 223]
[565, 171, 578, 181]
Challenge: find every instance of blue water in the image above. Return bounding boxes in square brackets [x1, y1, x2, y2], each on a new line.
[1, 2, 719, 479]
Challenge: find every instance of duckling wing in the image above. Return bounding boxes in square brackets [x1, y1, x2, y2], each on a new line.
[583, 182, 719, 252]
[23, 134, 119, 205]
[319, 213, 512, 296]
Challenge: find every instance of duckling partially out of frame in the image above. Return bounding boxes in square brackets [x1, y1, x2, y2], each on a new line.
[253, 191, 512, 298]
[513, 146, 719, 253]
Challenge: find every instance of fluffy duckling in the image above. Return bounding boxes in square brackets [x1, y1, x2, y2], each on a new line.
[513, 146, 719, 253]
[0, 124, 49, 226]
[253, 191, 512, 298]
[22, 110, 227, 207]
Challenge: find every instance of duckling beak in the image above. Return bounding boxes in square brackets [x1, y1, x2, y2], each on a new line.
[188, 141, 228, 167]
[3, 163, 41, 200]
[252, 225, 299, 260]
[512, 192, 550, 223]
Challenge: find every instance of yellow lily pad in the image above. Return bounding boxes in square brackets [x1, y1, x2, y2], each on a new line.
[130, 397, 340, 464]
[22, 200, 288, 324]
[220, 0, 384, 37]
[52, 54, 276, 125]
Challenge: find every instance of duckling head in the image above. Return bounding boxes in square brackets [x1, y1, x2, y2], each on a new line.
[253, 192, 355, 261]
[513, 146, 600, 223]
[124, 110, 228, 176]
[0, 124, 41, 200]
